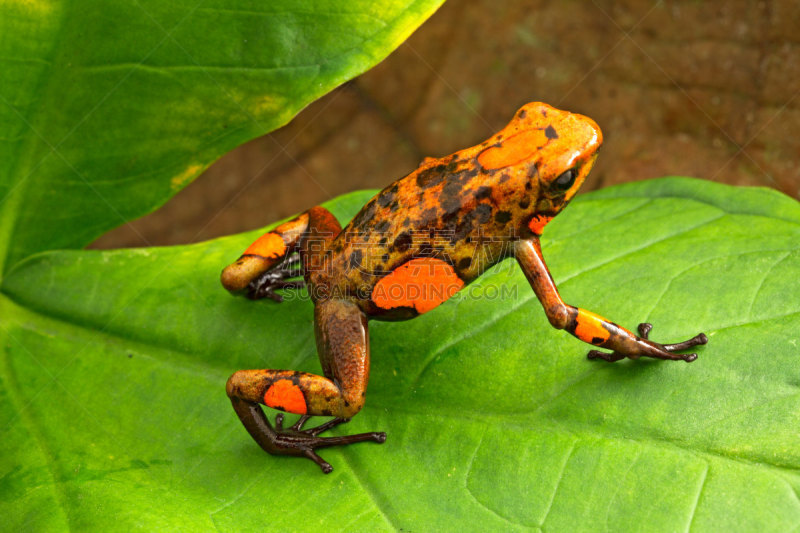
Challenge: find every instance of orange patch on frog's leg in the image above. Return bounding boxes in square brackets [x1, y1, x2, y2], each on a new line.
[572, 308, 612, 346]
[528, 214, 553, 235]
[263, 379, 308, 414]
[372, 257, 464, 314]
[221, 232, 289, 292]
[244, 231, 287, 259]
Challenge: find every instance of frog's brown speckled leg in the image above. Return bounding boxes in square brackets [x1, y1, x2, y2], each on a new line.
[226, 299, 386, 473]
[514, 238, 707, 362]
[221, 206, 339, 301]
[221, 211, 309, 295]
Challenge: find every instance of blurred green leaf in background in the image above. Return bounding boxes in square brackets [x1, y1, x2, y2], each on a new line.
[0, 0, 443, 272]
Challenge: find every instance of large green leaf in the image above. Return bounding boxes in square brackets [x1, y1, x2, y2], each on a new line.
[0, 0, 443, 274]
[2, 177, 799, 530]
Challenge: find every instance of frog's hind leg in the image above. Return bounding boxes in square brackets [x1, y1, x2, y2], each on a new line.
[221, 206, 341, 301]
[226, 299, 385, 473]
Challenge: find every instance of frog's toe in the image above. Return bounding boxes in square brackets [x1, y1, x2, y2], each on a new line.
[587, 349, 626, 362]
[637, 323, 653, 339]
[246, 253, 305, 301]
[265, 414, 386, 473]
[661, 332, 708, 352]
[303, 449, 333, 474]
[640, 324, 707, 360]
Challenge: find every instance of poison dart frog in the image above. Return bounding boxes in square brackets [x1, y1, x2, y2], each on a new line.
[221, 102, 707, 473]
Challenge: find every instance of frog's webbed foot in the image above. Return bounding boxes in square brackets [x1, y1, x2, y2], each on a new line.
[269, 413, 386, 474]
[246, 253, 305, 302]
[587, 323, 708, 363]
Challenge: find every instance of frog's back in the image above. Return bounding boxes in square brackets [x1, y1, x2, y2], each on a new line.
[310, 152, 532, 320]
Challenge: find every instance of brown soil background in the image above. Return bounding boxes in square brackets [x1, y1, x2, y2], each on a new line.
[93, 0, 800, 249]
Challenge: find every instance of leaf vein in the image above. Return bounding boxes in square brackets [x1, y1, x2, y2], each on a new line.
[367, 407, 800, 478]
[685, 462, 709, 533]
[746, 250, 793, 321]
[579, 189, 800, 226]
[81, 62, 321, 75]
[462, 430, 537, 529]
[550, 198, 654, 241]
[196, 6, 388, 25]
[335, 452, 397, 531]
[603, 445, 644, 530]
[539, 440, 576, 528]
[644, 248, 795, 323]
[0, 325, 72, 529]
[559, 213, 725, 285]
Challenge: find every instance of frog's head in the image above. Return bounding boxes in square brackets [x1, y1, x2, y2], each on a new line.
[477, 102, 602, 232]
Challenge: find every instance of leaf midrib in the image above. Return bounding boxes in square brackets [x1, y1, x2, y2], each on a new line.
[375, 404, 800, 485]
[0, 3, 67, 276]
[0, 321, 71, 529]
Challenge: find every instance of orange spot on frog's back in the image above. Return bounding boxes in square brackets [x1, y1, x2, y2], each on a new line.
[574, 308, 611, 345]
[478, 129, 550, 170]
[244, 232, 286, 259]
[528, 214, 553, 235]
[372, 257, 464, 314]
[263, 380, 307, 414]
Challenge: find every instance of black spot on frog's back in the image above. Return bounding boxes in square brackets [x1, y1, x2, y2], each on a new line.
[393, 231, 412, 252]
[441, 180, 464, 215]
[448, 201, 492, 244]
[545, 125, 558, 139]
[494, 210, 512, 224]
[416, 162, 455, 189]
[474, 203, 492, 224]
[377, 184, 398, 208]
[374, 219, 391, 235]
[348, 249, 363, 271]
[474, 186, 492, 200]
[350, 198, 378, 229]
[419, 207, 439, 225]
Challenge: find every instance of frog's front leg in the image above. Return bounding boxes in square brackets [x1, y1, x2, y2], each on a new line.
[514, 238, 707, 362]
[244, 254, 304, 302]
[226, 299, 386, 473]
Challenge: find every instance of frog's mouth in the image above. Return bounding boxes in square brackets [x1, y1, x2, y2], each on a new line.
[566, 151, 599, 200]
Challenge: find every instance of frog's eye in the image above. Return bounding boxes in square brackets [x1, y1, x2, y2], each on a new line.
[554, 169, 577, 190]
